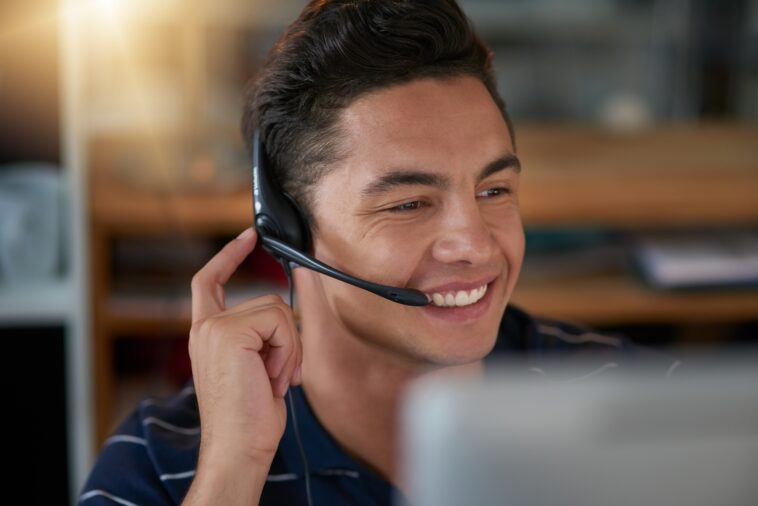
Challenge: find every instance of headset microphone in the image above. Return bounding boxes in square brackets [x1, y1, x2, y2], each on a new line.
[252, 130, 430, 307]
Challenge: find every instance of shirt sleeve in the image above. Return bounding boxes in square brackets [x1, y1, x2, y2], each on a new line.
[78, 407, 177, 506]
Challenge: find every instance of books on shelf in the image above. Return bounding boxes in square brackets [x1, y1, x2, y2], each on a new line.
[632, 230, 758, 290]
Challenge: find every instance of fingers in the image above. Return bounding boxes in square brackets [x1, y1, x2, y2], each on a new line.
[225, 295, 303, 393]
[189, 226, 303, 400]
[191, 227, 257, 324]
[190, 297, 302, 398]
[269, 332, 300, 397]
[252, 302, 301, 397]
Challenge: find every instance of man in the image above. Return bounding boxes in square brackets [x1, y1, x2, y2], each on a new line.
[80, 1, 668, 505]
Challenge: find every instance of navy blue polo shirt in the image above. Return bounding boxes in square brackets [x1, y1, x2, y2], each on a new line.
[78, 304, 678, 505]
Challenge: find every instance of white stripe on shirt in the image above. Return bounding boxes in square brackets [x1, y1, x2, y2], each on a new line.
[141, 385, 196, 407]
[317, 469, 361, 479]
[79, 489, 140, 506]
[142, 417, 200, 436]
[266, 473, 300, 482]
[160, 470, 196, 481]
[537, 323, 622, 348]
[105, 435, 147, 447]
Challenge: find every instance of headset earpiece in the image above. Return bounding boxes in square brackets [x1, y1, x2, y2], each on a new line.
[252, 130, 311, 254]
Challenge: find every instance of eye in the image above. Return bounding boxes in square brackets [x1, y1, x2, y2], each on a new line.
[476, 187, 512, 198]
[387, 200, 426, 213]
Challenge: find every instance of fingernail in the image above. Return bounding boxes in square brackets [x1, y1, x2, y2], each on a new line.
[294, 365, 302, 385]
[237, 227, 254, 239]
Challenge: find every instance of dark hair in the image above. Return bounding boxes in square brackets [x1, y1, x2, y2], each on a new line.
[241, 0, 514, 230]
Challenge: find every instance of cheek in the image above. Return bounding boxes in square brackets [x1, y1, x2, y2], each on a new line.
[493, 212, 525, 268]
[357, 226, 429, 285]
[314, 219, 427, 287]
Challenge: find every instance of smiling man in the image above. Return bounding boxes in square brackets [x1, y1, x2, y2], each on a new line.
[302, 75, 523, 369]
[79, 1, 655, 505]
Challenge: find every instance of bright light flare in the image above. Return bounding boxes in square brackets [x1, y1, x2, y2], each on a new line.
[94, 0, 120, 15]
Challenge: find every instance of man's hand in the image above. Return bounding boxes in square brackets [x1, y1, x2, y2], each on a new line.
[182, 227, 302, 505]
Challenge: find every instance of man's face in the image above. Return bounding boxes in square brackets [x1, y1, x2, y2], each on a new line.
[308, 75, 524, 366]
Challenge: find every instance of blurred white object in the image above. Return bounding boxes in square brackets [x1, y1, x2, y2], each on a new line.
[400, 353, 758, 506]
[632, 230, 758, 289]
[599, 91, 653, 132]
[0, 164, 62, 282]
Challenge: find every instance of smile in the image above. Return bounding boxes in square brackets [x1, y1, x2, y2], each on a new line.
[426, 284, 488, 308]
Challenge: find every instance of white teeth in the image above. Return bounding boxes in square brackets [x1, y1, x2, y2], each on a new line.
[427, 284, 488, 308]
[454, 291, 469, 305]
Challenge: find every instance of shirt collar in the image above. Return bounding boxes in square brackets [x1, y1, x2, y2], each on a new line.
[280, 384, 373, 474]
[278, 384, 396, 503]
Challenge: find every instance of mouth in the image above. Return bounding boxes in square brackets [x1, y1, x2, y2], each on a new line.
[425, 283, 488, 308]
[418, 277, 498, 323]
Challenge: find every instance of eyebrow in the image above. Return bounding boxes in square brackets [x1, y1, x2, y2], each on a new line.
[360, 153, 521, 198]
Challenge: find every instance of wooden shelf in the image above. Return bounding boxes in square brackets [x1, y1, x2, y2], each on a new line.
[103, 283, 288, 335]
[92, 185, 252, 234]
[94, 274, 758, 334]
[512, 271, 758, 326]
[515, 123, 758, 227]
[90, 123, 758, 232]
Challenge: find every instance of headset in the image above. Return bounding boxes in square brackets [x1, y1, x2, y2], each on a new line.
[251, 129, 430, 307]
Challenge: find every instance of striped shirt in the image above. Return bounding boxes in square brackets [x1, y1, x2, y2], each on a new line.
[79, 304, 678, 505]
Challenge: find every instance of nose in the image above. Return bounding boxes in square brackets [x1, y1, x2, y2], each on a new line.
[431, 198, 496, 266]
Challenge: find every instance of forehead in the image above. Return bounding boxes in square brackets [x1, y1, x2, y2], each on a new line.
[335, 75, 513, 175]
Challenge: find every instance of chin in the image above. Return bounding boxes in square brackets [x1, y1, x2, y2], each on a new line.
[402, 323, 501, 367]
[332, 281, 507, 367]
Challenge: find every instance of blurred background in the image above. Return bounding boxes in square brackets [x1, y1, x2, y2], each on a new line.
[0, 0, 756, 503]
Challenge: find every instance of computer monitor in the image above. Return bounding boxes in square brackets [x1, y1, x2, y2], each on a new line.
[399, 352, 758, 506]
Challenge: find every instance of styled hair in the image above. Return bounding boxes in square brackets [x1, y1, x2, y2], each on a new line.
[241, 0, 514, 230]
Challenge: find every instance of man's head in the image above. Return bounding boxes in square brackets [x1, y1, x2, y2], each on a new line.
[242, 0, 515, 232]
[242, 0, 524, 368]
